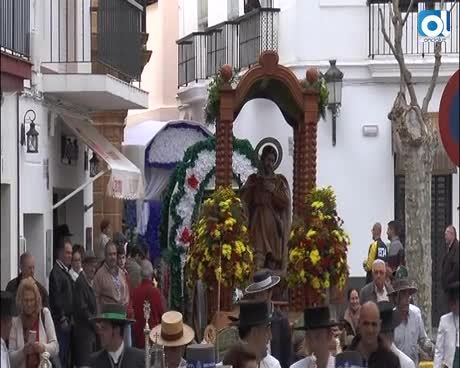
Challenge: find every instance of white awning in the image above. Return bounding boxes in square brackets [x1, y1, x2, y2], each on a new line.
[62, 115, 144, 200]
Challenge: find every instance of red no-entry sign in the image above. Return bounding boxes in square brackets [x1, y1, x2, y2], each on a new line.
[439, 69, 460, 167]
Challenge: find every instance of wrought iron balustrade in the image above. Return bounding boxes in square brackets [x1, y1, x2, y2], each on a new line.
[239, 7, 279, 69]
[368, 0, 458, 58]
[45, 0, 146, 83]
[0, 0, 30, 59]
[177, 32, 207, 87]
[206, 21, 239, 78]
[176, 6, 279, 88]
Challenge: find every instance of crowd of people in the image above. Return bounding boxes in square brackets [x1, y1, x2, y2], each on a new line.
[0, 221, 458, 368]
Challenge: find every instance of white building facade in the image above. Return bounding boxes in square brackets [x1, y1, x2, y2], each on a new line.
[176, 0, 459, 321]
[1, 0, 148, 288]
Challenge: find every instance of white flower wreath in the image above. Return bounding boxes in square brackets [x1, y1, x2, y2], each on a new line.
[172, 150, 256, 249]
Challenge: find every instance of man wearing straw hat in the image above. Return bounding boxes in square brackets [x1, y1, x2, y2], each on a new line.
[391, 266, 433, 365]
[89, 303, 144, 368]
[150, 310, 195, 368]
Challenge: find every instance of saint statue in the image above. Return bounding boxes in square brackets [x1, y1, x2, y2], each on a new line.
[241, 144, 291, 272]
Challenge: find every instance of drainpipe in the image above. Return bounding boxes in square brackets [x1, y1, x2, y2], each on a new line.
[16, 93, 21, 268]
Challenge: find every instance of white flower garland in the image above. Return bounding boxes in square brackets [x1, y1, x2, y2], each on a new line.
[173, 150, 256, 249]
[147, 127, 210, 165]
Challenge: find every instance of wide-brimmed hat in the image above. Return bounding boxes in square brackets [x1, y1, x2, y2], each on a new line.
[56, 224, 73, 237]
[388, 266, 417, 296]
[0, 291, 17, 318]
[447, 281, 460, 300]
[186, 344, 215, 365]
[229, 301, 273, 328]
[82, 250, 98, 264]
[294, 306, 339, 330]
[335, 351, 365, 368]
[378, 301, 401, 333]
[91, 303, 135, 323]
[150, 311, 195, 347]
[245, 270, 280, 294]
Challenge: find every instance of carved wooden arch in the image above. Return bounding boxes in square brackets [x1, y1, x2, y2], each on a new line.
[216, 51, 320, 217]
[234, 52, 304, 122]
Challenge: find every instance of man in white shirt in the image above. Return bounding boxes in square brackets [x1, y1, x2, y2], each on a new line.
[290, 306, 337, 368]
[1, 291, 15, 368]
[434, 282, 459, 368]
[378, 301, 415, 368]
[390, 267, 433, 365]
[230, 301, 281, 368]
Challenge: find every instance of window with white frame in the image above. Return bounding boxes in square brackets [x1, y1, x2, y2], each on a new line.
[197, 0, 208, 30]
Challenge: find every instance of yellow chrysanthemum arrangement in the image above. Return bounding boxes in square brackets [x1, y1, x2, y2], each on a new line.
[186, 186, 254, 289]
[287, 186, 350, 300]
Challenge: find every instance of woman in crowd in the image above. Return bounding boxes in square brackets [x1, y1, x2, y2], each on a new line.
[343, 288, 360, 336]
[223, 344, 258, 368]
[9, 277, 58, 368]
[69, 244, 84, 282]
[117, 245, 134, 347]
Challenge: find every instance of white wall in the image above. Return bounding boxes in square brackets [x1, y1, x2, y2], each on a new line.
[1, 93, 20, 285]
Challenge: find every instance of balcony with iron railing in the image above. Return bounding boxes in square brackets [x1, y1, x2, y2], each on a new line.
[177, 7, 280, 88]
[42, 0, 148, 84]
[368, 0, 459, 58]
[39, 0, 149, 111]
[0, 0, 30, 59]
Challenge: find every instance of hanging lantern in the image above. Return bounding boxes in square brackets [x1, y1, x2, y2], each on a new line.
[89, 152, 100, 177]
[24, 109, 39, 153]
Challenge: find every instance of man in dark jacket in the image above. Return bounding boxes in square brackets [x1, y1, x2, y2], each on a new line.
[244, 270, 291, 368]
[363, 223, 388, 283]
[6, 252, 49, 308]
[348, 301, 401, 368]
[442, 225, 459, 292]
[49, 237, 74, 367]
[89, 303, 144, 368]
[73, 250, 98, 368]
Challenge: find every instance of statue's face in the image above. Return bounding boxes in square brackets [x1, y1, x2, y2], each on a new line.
[262, 153, 276, 173]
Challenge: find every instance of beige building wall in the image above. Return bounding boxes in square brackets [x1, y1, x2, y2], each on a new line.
[128, 0, 180, 124]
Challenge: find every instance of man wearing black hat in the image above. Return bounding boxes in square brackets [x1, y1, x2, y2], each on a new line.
[245, 270, 291, 368]
[378, 301, 415, 368]
[1, 291, 15, 368]
[89, 303, 144, 368]
[290, 306, 338, 368]
[434, 282, 459, 368]
[391, 267, 433, 365]
[73, 250, 99, 368]
[230, 301, 281, 368]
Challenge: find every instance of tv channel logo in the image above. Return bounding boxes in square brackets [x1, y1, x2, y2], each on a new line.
[418, 10, 451, 42]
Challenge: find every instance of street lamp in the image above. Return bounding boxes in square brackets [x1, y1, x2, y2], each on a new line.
[324, 60, 344, 146]
[22, 109, 39, 153]
[89, 152, 100, 177]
